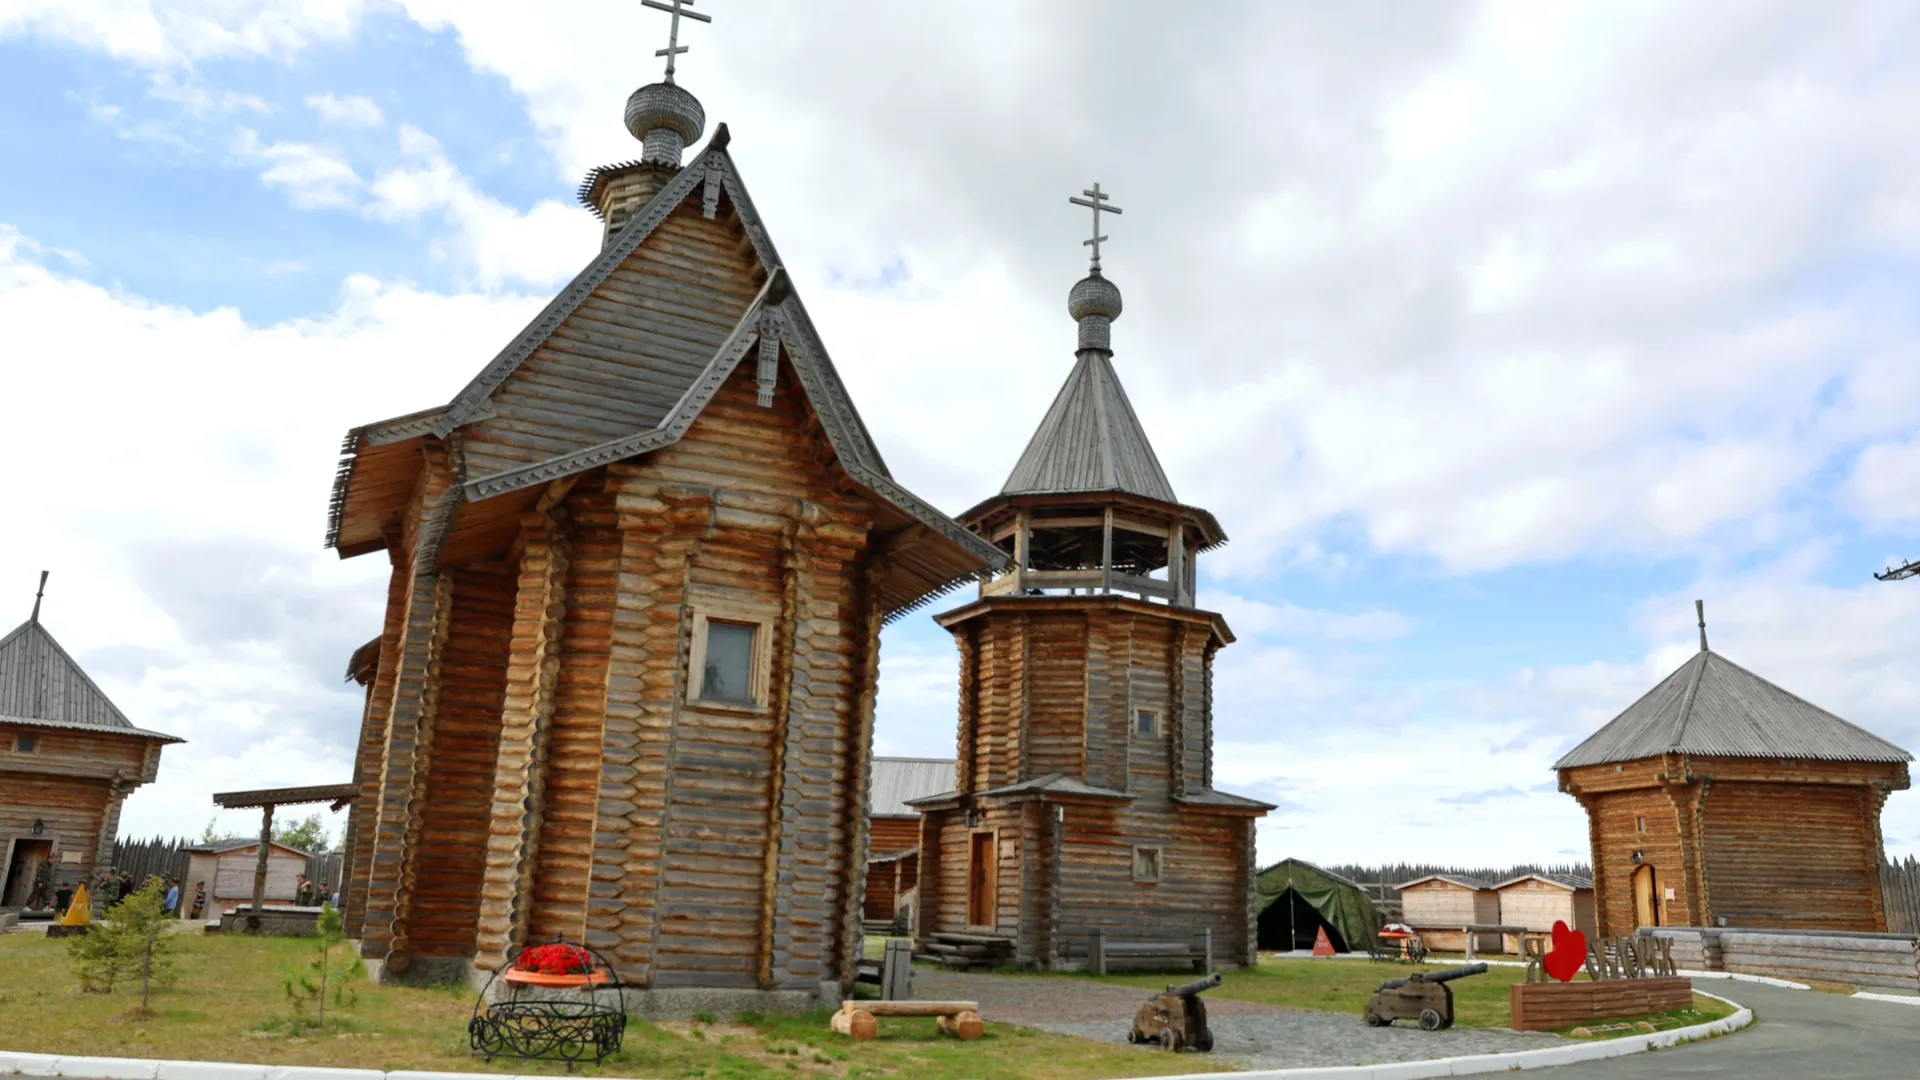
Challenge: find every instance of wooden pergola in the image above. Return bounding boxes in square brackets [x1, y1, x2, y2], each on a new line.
[211, 783, 355, 917]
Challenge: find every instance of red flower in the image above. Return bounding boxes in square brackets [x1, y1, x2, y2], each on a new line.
[515, 944, 593, 975]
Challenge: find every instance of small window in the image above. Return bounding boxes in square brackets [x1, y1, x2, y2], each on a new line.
[13, 735, 38, 755]
[1132, 846, 1161, 883]
[701, 620, 758, 704]
[1635, 816, 1646, 833]
[1134, 709, 1160, 737]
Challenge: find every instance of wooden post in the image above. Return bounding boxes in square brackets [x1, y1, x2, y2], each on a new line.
[252, 804, 274, 915]
[1200, 928, 1212, 974]
[1100, 508, 1113, 594]
[1167, 518, 1187, 606]
[1013, 509, 1030, 594]
[1091, 928, 1106, 975]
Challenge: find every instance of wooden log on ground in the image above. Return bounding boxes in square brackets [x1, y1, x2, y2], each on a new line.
[830, 1008, 876, 1041]
[848, 999, 980, 1017]
[937, 1010, 985, 1040]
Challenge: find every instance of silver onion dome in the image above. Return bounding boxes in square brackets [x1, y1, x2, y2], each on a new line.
[1068, 271, 1123, 351]
[625, 81, 706, 167]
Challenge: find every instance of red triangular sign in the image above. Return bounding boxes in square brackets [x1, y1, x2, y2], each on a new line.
[1312, 926, 1335, 957]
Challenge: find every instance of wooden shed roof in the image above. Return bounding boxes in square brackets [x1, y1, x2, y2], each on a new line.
[1492, 872, 1593, 891]
[0, 619, 179, 742]
[184, 838, 312, 858]
[868, 757, 955, 817]
[1398, 873, 1494, 891]
[1000, 349, 1177, 504]
[1555, 647, 1912, 769]
[324, 127, 1004, 619]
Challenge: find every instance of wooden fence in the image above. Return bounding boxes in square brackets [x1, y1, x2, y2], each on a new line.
[109, 837, 344, 896]
[1885, 856, 1920, 934]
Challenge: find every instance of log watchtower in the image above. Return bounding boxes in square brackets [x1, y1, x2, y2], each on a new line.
[910, 187, 1272, 970]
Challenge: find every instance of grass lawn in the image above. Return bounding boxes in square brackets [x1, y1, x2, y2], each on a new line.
[1002, 955, 1737, 1035]
[0, 931, 1224, 1080]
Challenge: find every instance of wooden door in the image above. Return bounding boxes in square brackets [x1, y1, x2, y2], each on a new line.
[967, 831, 995, 928]
[2, 840, 52, 907]
[1632, 864, 1660, 928]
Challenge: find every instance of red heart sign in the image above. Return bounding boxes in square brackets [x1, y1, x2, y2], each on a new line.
[1543, 920, 1586, 983]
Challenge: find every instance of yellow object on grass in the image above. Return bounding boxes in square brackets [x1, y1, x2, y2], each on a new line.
[60, 884, 91, 926]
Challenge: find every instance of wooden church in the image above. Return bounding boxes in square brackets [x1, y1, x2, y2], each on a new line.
[1557, 604, 1911, 937]
[328, 7, 1001, 1008]
[908, 190, 1273, 970]
[2, 577, 181, 907]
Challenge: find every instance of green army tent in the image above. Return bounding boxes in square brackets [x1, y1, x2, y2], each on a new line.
[1255, 858, 1381, 952]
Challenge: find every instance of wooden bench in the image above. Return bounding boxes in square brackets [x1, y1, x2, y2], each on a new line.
[831, 999, 984, 1041]
[1089, 928, 1213, 975]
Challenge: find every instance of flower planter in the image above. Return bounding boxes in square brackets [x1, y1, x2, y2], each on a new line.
[501, 968, 611, 989]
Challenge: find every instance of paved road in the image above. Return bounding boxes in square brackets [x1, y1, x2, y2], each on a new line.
[1550, 982, 1920, 1079]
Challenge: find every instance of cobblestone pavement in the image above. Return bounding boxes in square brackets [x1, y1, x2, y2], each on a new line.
[914, 969, 1559, 1070]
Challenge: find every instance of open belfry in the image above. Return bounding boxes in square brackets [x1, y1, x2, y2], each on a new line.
[1557, 603, 1911, 937]
[909, 186, 1274, 970]
[327, 1, 1001, 1007]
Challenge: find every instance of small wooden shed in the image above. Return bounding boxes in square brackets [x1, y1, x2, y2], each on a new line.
[1398, 874, 1501, 953]
[182, 839, 309, 920]
[862, 758, 953, 926]
[1493, 873, 1596, 952]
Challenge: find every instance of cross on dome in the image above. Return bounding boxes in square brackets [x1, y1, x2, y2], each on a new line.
[643, 0, 712, 84]
[1068, 182, 1123, 271]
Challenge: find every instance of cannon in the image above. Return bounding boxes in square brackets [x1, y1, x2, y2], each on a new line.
[1363, 962, 1488, 1031]
[1128, 972, 1220, 1051]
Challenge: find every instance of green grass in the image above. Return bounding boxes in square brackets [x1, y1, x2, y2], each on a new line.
[0, 931, 1227, 1080]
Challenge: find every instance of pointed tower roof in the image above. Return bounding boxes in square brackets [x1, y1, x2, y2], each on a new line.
[0, 618, 180, 741]
[1555, 647, 1910, 769]
[1001, 348, 1178, 503]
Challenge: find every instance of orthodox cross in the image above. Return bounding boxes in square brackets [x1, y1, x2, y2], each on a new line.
[1069, 182, 1123, 272]
[642, 0, 711, 84]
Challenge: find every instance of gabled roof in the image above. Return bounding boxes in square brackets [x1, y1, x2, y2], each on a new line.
[323, 126, 1003, 618]
[1492, 872, 1593, 892]
[1398, 873, 1494, 891]
[0, 619, 175, 741]
[184, 838, 312, 858]
[1555, 648, 1912, 769]
[869, 757, 956, 817]
[1001, 349, 1177, 504]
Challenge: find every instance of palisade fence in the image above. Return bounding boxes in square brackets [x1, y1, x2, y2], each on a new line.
[109, 836, 344, 896]
[1886, 856, 1920, 934]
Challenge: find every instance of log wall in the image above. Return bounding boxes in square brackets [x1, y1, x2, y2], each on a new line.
[868, 817, 919, 856]
[0, 773, 112, 889]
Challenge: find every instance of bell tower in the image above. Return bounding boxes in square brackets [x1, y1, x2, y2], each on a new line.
[910, 185, 1270, 971]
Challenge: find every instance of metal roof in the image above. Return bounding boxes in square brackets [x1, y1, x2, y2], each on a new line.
[1491, 872, 1594, 892]
[868, 757, 956, 816]
[1399, 873, 1495, 891]
[1555, 648, 1913, 769]
[1001, 349, 1178, 504]
[0, 618, 169, 737]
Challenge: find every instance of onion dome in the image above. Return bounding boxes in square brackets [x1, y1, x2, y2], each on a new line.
[1069, 270, 1123, 352]
[625, 81, 706, 168]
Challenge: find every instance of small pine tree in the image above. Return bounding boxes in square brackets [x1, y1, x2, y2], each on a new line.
[68, 878, 178, 1005]
[284, 902, 355, 1030]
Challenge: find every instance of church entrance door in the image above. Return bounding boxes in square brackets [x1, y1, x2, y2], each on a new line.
[966, 831, 996, 929]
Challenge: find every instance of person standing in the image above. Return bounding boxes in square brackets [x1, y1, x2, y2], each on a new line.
[163, 878, 180, 915]
[53, 884, 73, 917]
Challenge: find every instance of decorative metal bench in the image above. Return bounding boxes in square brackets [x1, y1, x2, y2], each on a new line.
[468, 938, 627, 1065]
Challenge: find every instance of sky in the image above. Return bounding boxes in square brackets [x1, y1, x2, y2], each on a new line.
[2, 0, 1919, 868]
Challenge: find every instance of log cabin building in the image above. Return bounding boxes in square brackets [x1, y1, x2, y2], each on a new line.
[861, 757, 953, 929]
[1397, 874, 1500, 953]
[908, 192, 1273, 970]
[1557, 605, 1911, 938]
[1, 588, 181, 909]
[326, 26, 1001, 1010]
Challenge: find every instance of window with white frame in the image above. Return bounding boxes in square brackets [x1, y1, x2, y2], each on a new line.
[1134, 708, 1161, 737]
[687, 602, 774, 709]
[1132, 845, 1161, 883]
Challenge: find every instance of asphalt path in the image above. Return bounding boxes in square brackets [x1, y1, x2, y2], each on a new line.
[1547, 981, 1920, 1079]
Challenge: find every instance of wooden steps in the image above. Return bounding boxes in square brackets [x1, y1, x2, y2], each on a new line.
[915, 931, 1015, 970]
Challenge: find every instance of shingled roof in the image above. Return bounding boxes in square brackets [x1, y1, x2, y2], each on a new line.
[0, 618, 181, 742]
[1555, 648, 1911, 769]
[1001, 350, 1178, 504]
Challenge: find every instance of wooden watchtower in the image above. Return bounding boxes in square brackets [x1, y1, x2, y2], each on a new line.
[910, 186, 1272, 970]
[1557, 604, 1911, 937]
[327, 9, 1000, 1008]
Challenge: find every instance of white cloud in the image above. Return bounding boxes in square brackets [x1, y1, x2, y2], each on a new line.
[1848, 438, 1920, 525]
[0, 0, 371, 67]
[232, 128, 362, 209]
[306, 92, 384, 128]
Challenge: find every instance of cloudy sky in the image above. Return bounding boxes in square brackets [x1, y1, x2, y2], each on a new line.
[3, 0, 1919, 868]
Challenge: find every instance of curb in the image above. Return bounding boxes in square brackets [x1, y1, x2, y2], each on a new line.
[0, 992, 1754, 1080]
[1125, 990, 1752, 1080]
[1851, 991, 1920, 1007]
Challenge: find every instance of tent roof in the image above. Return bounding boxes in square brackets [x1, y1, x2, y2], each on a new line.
[1000, 349, 1178, 504]
[0, 619, 178, 742]
[1556, 647, 1910, 768]
[1256, 857, 1380, 949]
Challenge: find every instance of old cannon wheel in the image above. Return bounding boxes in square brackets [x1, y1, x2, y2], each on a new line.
[1194, 1030, 1213, 1052]
[1365, 1013, 1388, 1027]
[1158, 1029, 1180, 1051]
[1419, 1009, 1443, 1032]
